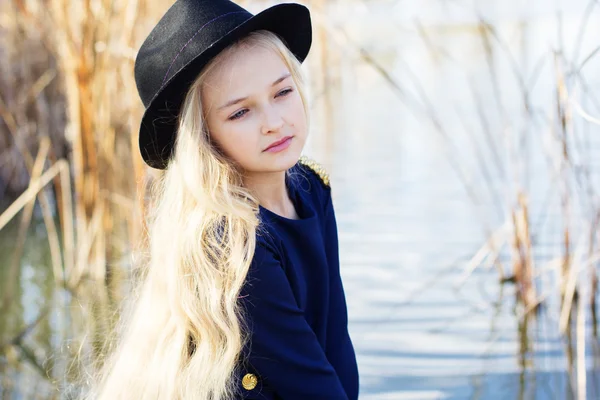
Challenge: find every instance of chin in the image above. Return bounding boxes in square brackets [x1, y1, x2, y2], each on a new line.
[273, 154, 300, 172]
[259, 149, 302, 173]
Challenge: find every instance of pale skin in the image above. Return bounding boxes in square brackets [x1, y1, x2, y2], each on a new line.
[201, 44, 308, 220]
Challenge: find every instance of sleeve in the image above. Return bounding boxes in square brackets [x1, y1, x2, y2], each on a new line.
[239, 241, 349, 400]
[323, 189, 360, 400]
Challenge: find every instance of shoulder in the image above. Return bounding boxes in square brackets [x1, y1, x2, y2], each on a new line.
[297, 155, 330, 189]
[291, 156, 333, 216]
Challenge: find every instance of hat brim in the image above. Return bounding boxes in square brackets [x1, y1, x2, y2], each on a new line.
[138, 3, 312, 170]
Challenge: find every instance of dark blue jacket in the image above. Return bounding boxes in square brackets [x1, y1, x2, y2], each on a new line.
[236, 160, 359, 399]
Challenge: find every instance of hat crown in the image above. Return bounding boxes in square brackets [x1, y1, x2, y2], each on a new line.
[134, 0, 252, 107]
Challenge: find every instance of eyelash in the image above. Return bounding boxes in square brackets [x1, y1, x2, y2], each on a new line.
[228, 88, 294, 120]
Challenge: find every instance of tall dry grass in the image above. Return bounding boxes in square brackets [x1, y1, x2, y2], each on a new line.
[0, 0, 165, 291]
[310, 1, 600, 398]
[46, 0, 156, 287]
[417, 8, 600, 400]
[0, 0, 166, 395]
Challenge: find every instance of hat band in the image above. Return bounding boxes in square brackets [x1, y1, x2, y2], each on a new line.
[161, 11, 249, 87]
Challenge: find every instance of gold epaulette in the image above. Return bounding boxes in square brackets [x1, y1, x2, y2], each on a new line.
[298, 155, 330, 187]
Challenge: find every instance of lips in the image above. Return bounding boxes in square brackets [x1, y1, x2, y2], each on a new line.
[264, 136, 293, 151]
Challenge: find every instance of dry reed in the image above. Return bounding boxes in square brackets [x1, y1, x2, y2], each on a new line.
[313, 2, 600, 398]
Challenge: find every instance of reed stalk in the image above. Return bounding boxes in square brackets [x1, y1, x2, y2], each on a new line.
[1, 138, 50, 310]
[0, 161, 67, 231]
[316, 3, 600, 397]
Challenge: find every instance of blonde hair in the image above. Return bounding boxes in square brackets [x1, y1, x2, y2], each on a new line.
[87, 30, 309, 399]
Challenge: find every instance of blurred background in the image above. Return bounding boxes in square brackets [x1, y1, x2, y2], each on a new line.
[1, 0, 600, 398]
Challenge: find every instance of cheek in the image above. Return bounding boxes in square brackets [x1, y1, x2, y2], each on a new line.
[213, 124, 259, 159]
[206, 122, 235, 156]
[286, 95, 306, 125]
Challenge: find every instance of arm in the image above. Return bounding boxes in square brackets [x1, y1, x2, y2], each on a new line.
[323, 190, 360, 400]
[239, 241, 349, 400]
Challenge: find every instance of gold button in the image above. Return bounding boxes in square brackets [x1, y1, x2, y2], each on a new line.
[242, 373, 258, 390]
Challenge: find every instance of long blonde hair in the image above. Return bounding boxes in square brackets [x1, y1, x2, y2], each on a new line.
[88, 30, 309, 400]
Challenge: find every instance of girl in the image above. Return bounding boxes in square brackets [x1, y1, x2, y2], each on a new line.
[90, 0, 359, 399]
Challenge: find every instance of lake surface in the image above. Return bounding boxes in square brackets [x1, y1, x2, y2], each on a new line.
[3, 0, 600, 398]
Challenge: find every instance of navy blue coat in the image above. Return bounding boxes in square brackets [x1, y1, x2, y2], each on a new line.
[236, 159, 359, 399]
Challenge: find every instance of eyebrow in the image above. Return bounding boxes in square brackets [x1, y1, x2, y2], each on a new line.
[217, 73, 292, 111]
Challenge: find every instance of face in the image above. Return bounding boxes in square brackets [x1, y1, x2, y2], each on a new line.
[200, 43, 308, 175]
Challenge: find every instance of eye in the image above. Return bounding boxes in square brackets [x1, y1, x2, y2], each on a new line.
[276, 88, 293, 97]
[229, 109, 248, 120]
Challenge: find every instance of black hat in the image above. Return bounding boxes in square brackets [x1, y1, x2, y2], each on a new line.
[134, 0, 312, 169]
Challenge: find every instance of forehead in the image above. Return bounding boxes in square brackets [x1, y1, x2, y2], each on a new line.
[202, 44, 289, 101]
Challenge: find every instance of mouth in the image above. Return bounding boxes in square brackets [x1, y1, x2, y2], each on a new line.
[264, 136, 294, 152]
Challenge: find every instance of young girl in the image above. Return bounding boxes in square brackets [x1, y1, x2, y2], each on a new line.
[90, 1, 359, 399]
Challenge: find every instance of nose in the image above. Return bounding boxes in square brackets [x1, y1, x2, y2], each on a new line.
[261, 104, 285, 135]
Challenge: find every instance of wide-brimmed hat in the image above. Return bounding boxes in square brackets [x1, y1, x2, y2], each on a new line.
[134, 0, 312, 169]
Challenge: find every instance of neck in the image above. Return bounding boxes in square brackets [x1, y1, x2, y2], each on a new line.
[243, 170, 297, 219]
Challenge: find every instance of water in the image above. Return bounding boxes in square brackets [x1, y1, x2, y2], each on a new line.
[3, 0, 600, 398]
